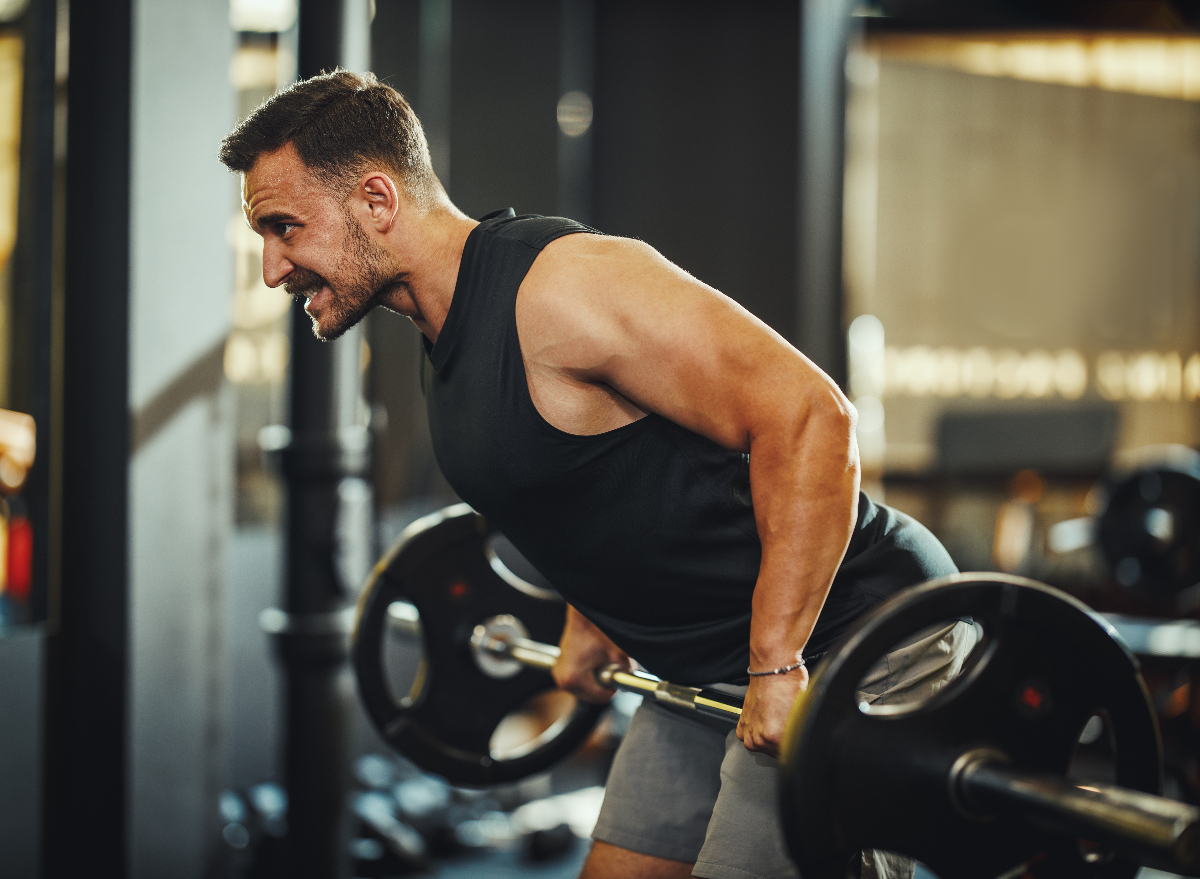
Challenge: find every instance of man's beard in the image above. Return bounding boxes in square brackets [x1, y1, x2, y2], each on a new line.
[286, 208, 401, 342]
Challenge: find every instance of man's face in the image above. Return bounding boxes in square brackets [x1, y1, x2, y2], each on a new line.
[242, 144, 402, 341]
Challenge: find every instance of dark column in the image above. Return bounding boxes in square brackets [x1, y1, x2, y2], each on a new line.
[795, 0, 857, 389]
[367, 1, 442, 518]
[557, 0, 595, 223]
[272, 2, 368, 877]
[418, 0, 452, 187]
[42, 0, 132, 876]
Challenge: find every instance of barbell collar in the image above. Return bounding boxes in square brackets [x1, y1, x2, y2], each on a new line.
[953, 750, 1200, 873]
[473, 630, 560, 672]
[598, 667, 743, 720]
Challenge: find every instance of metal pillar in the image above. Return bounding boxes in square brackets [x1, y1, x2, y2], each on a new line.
[418, 0, 452, 187]
[268, 2, 372, 876]
[557, 0, 595, 224]
[795, 0, 857, 390]
[43, 0, 132, 874]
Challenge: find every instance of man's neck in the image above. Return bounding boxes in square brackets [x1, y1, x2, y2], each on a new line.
[382, 200, 477, 343]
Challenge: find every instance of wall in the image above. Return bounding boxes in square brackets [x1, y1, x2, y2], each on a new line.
[127, 0, 235, 875]
[594, 0, 800, 339]
[844, 39, 1200, 470]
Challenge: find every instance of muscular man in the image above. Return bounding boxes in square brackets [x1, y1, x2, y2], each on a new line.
[221, 71, 975, 879]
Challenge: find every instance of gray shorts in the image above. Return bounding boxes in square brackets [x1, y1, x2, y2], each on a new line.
[592, 620, 979, 879]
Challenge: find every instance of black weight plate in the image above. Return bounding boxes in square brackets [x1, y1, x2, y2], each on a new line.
[780, 574, 1161, 879]
[352, 504, 605, 786]
[1098, 463, 1200, 594]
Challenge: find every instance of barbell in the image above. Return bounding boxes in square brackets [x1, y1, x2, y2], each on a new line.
[467, 616, 744, 723]
[351, 504, 1200, 877]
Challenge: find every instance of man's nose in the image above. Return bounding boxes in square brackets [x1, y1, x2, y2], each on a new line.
[262, 241, 293, 288]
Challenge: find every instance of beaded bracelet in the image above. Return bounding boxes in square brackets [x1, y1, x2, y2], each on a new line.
[747, 649, 806, 676]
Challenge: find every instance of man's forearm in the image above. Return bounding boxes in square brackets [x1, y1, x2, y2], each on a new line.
[746, 396, 860, 672]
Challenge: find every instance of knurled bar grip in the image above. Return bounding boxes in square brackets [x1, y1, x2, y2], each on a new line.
[480, 633, 743, 722]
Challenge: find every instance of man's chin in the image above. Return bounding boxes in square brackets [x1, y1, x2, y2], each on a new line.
[310, 315, 348, 342]
[308, 306, 367, 342]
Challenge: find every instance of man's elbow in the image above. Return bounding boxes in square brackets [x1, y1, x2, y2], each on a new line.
[810, 380, 856, 444]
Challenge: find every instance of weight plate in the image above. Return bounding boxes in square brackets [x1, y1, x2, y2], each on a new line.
[780, 574, 1161, 879]
[1098, 461, 1200, 595]
[352, 504, 605, 786]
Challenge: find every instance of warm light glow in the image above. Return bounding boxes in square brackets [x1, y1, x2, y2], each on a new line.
[229, 0, 296, 33]
[224, 330, 290, 385]
[878, 345, 1200, 402]
[0, 408, 34, 494]
[0, 35, 23, 273]
[557, 91, 593, 138]
[228, 216, 292, 329]
[869, 32, 1200, 102]
[1097, 350, 1195, 402]
[884, 346, 1088, 401]
[848, 314, 886, 398]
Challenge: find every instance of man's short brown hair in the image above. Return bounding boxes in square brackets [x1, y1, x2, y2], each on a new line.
[219, 69, 434, 201]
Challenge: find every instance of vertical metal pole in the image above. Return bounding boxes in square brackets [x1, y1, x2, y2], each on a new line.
[557, 0, 595, 224]
[795, 0, 857, 389]
[268, 2, 372, 876]
[43, 0, 132, 874]
[418, 0, 452, 188]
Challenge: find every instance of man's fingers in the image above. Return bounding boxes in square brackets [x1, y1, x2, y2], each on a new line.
[570, 678, 615, 704]
[736, 716, 782, 757]
[553, 667, 615, 703]
[740, 731, 780, 759]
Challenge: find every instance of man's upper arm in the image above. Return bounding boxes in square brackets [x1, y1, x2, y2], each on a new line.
[521, 234, 851, 453]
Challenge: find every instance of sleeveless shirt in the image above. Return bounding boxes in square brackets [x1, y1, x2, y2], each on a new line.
[421, 209, 957, 685]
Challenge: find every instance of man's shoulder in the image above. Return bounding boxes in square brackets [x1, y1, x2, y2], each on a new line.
[534, 230, 657, 273]
[481, 213, 601, 251]
[518, 233, 685, 358]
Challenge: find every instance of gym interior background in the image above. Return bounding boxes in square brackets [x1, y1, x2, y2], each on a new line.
[2, 0, 1200, 876]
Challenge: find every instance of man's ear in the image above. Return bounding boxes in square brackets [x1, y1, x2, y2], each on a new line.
[357, 172, 400, 233]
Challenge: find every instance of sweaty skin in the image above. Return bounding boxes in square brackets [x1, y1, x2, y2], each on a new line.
[241, 143, 860, 761]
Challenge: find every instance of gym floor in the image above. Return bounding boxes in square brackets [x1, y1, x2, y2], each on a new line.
[423, 844, 589, 878]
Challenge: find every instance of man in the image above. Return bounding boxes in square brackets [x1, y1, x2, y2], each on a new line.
[221, 70, 974, 879]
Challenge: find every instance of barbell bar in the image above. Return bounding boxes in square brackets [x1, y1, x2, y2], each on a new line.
[952, 750, 1200, 870]
[467, 614, 744, 722]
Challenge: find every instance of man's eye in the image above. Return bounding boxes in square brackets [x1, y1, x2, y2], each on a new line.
[278, 223, 297, 236]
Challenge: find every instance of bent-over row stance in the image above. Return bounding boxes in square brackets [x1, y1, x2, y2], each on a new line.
[220, 71, 976, 879]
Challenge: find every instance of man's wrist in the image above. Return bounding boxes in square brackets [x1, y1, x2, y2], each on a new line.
[747, 649, 805, 676]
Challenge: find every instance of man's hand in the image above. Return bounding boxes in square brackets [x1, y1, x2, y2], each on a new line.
[736, 668, 810, 759]
[553, 605, 633, 703]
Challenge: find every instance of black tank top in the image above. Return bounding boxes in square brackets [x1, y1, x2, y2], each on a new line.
[421, 209, 957, 684]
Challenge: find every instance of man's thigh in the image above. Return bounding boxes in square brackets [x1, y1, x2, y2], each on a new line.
[592, 698, 728, 864]
[695, 620, 979, 879]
